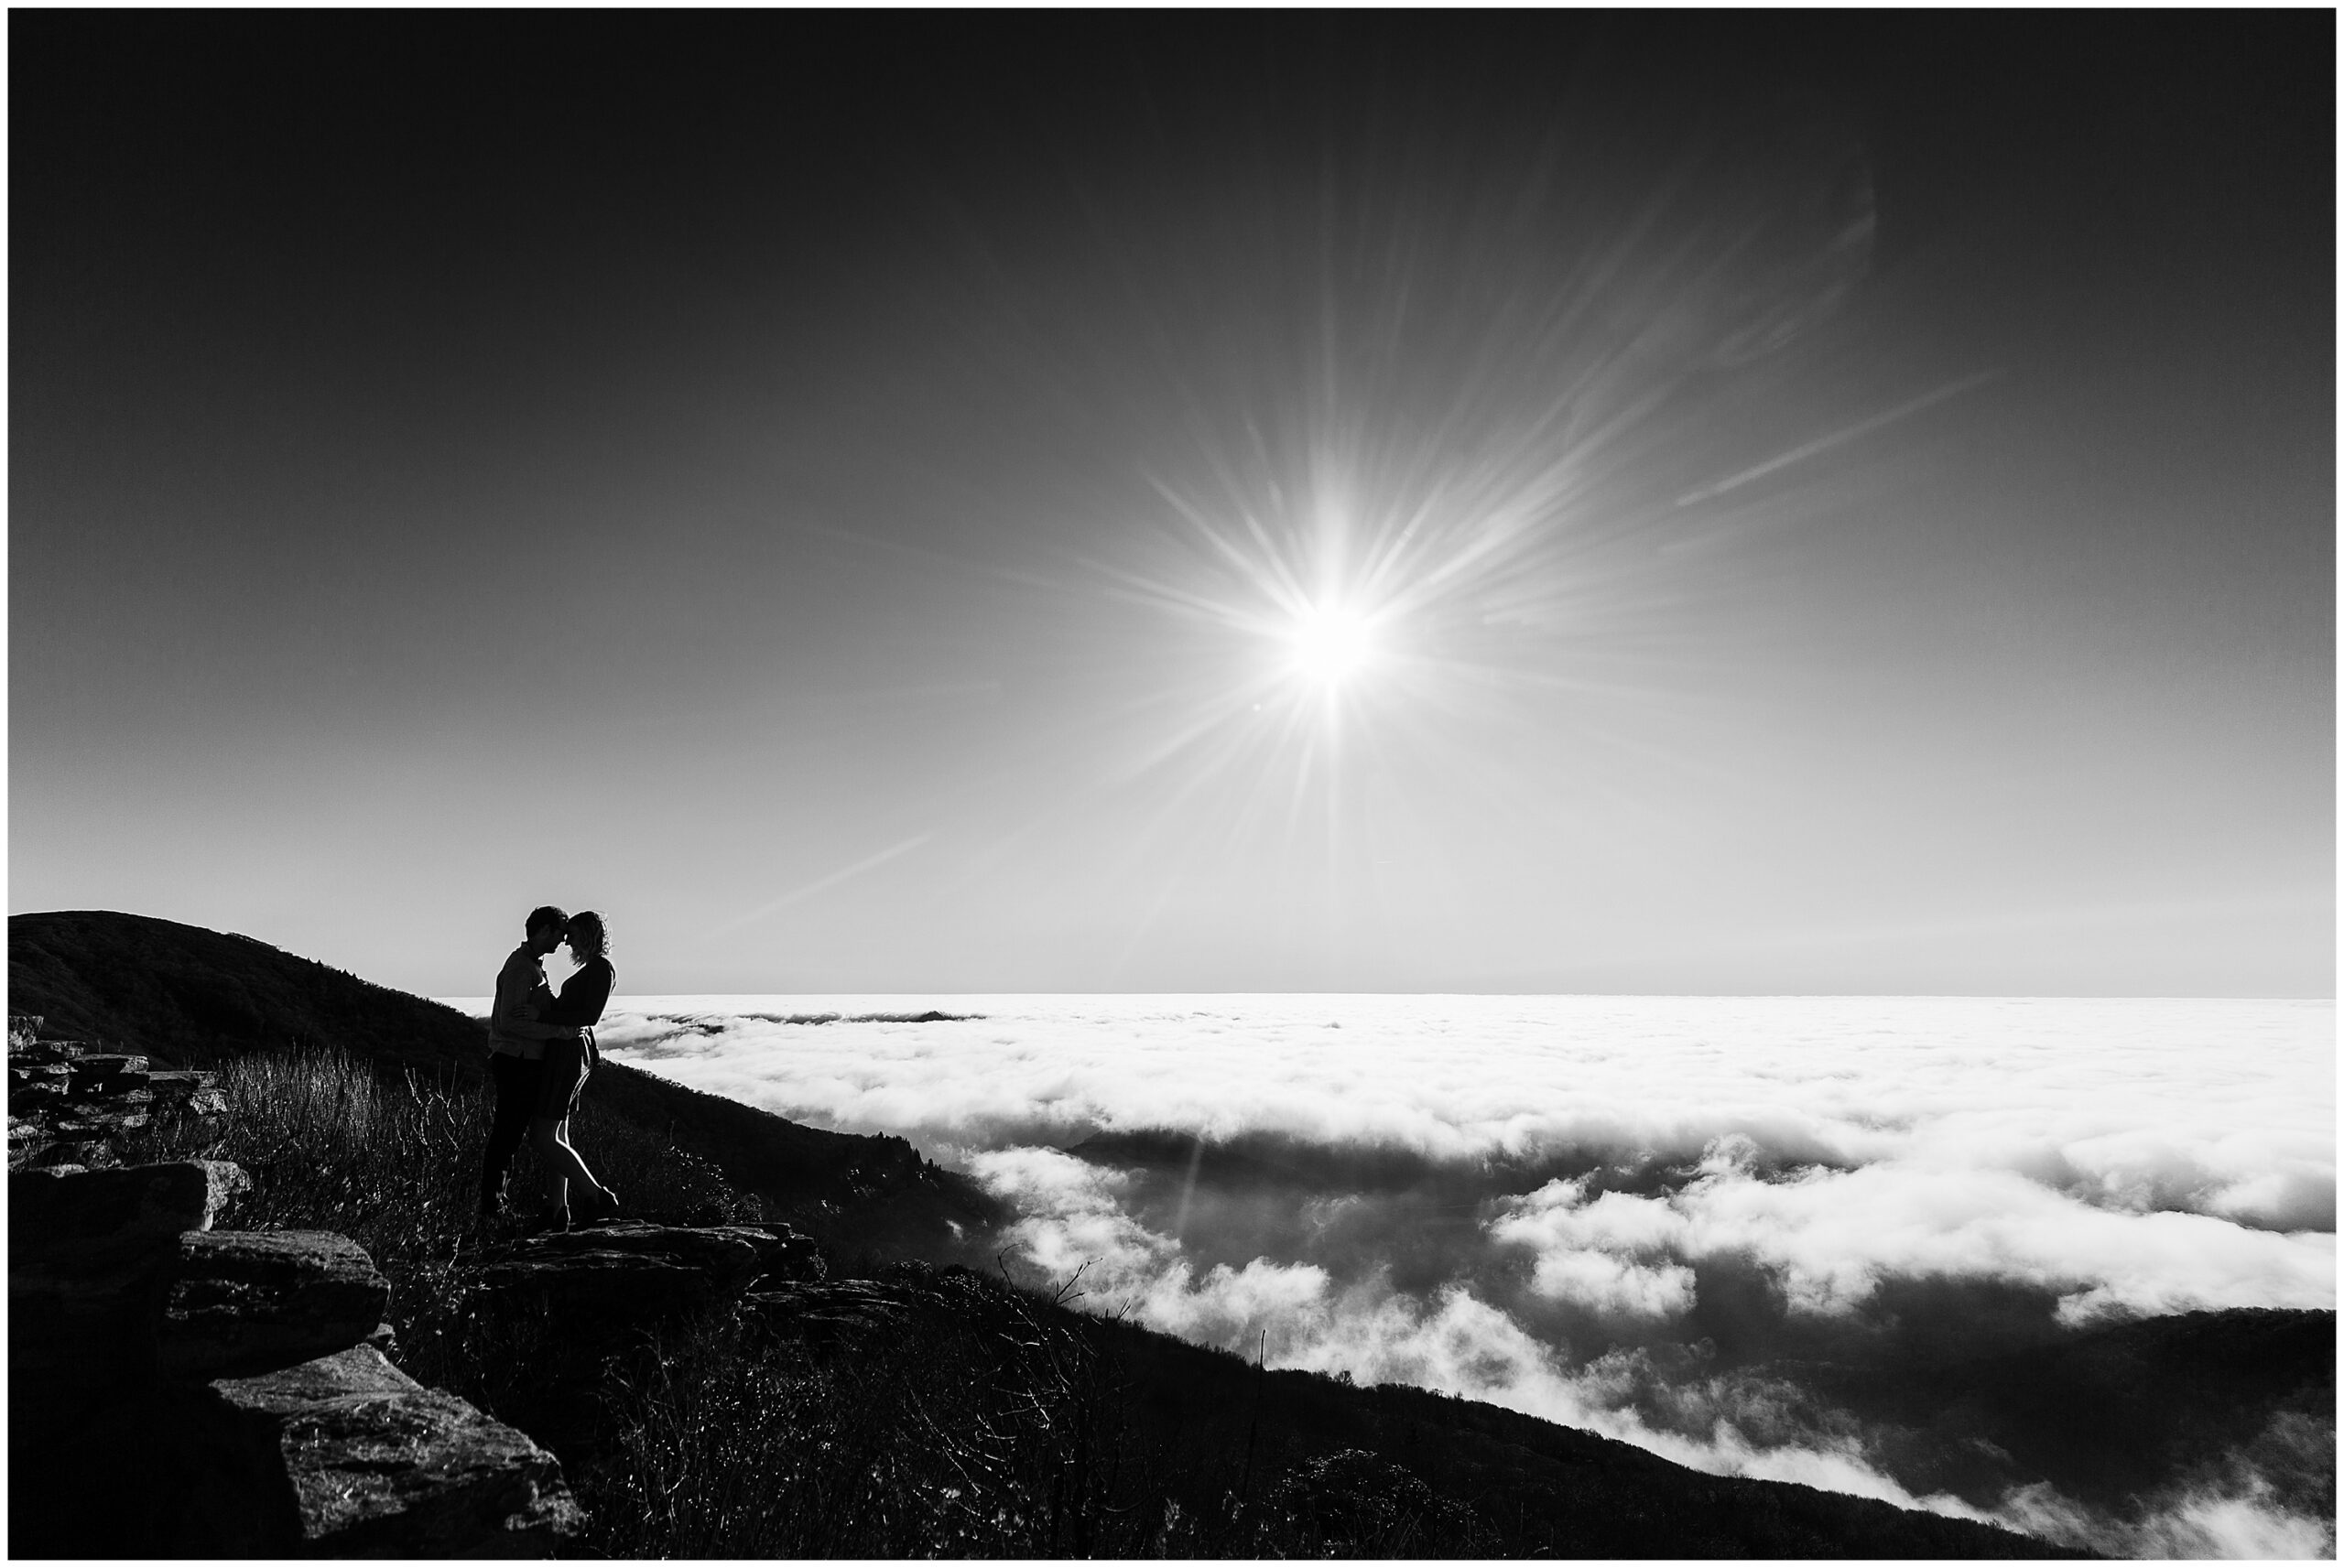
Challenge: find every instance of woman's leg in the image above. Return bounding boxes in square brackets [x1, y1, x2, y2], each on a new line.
[527, 1114, 612, 1217]
[526, 1115, 572, 1218]
[554, 1115, 613, 1208]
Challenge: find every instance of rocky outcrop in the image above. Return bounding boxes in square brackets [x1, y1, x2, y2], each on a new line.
[457, 1217, 830, 1457]
[12, 1159, 254, 1390]
[8, 1159, 581, 1558]
[7, 1012, 224, 1170]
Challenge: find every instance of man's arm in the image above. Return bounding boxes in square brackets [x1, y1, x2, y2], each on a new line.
[503, 1000, 578, 1041]
[492, 957, 580, 1041]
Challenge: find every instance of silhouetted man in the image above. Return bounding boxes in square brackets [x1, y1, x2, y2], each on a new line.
[479, 903, 582, 1220]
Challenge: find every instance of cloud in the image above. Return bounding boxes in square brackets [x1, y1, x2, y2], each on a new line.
[446, 990, 2334, 1556]
[1491, 1138, 2333, 1325]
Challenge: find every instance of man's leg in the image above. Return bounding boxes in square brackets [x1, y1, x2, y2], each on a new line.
[480, 1054, 537, 1214]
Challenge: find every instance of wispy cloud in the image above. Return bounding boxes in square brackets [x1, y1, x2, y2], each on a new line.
[700, 834, 935, 938]
[1673, 368, 2003, 506]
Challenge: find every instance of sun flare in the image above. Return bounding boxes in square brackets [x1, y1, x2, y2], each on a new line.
[1288, 603, 1373, 686]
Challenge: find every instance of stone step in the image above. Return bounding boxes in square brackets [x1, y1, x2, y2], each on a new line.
[146, 1070, 220, 1099]
[67, 1072, 152, 1100]
[10, 1070, 75, 1113]
[68, 1054, 149, 1086]
[27, 1141, 114, 1171]
[49, 1110, 151, 1138]
[9, 1041, 87, 1066]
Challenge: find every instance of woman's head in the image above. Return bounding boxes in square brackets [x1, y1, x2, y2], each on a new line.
[565, 911, 608, 960]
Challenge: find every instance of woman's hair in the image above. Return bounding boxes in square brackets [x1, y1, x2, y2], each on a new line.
[566, 910, 608, 959]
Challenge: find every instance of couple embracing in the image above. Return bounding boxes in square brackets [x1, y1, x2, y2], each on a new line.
[479, 903, 621, 1231]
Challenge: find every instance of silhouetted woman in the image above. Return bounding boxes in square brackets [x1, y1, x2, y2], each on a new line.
[533, 910, 621, 1227]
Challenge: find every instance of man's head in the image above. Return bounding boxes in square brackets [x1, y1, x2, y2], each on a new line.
[525, 904, 570, 954]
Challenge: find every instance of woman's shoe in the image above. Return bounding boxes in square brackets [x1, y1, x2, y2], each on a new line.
[575, 1187, 624, 1226]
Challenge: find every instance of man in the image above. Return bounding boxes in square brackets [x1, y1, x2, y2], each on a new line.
[478, 903, 583, 1222]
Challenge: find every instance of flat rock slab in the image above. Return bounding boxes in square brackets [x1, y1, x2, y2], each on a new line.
[470, 1220, 827, 1332]
[744, 1280, 917, 1345]
[473, 1249, 724, 1329]
[175, 1345, 582, 1557]
[161, 1228, 391, 1379]
[145, 1068, 220, 1098]
[519, 1219, 823, 1282]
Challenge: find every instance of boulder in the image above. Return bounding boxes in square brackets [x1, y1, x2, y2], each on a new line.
[12, 1162, 254, 1404]
[168, 1345, 583, 1556]
[159, 1228, 391, 1379]
[7, 1013, 41, 1045]
[12, 1160, 248, 1260]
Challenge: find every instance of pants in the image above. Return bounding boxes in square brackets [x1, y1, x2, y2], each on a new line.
[480, 1052, 546, 1206]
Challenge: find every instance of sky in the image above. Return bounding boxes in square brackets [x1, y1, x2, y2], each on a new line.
[559, 991, 2336, 1556]
[12, 14, 2334, 996]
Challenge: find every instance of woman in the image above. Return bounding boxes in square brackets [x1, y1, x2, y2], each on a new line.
[531, 910, 622, 1227]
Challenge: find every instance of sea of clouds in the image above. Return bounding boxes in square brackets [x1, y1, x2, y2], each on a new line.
[449, 991, 2334, 1556]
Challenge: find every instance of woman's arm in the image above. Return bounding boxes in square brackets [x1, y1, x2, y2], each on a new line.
[544, 960, 615, 1028]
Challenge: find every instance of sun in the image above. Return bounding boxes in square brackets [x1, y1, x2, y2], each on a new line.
[1288, 602, 1374, 686]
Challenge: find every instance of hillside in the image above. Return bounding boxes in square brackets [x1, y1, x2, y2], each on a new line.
[7, 911, 1003, 1257]
[7, 910, 2093, 1557]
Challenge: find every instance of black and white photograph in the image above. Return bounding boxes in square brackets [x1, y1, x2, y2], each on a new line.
[9, 10, 2334, 1559]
